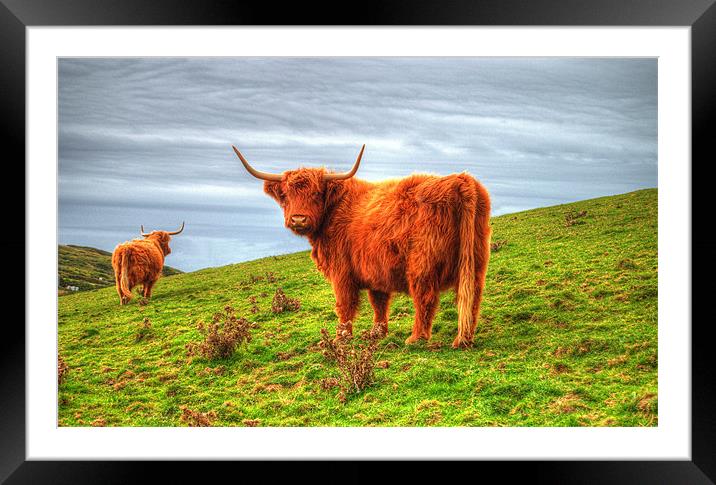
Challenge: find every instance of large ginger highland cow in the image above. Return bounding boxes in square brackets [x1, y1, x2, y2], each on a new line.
[111, 223, 184, 305]
[233, 145, 491, 348]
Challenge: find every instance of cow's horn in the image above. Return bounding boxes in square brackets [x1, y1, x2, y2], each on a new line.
[168, 221, 185, 236]
[140, 225, 151, 237]
[232, 145, 283, 182]
[323, 144, 365, 181]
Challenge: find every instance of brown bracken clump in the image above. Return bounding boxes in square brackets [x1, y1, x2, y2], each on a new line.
[135, 317, 153, 342]
[185, 305, 255, 360]
[58, 354, 69, 385]
[318, 328, 383, 402]
[564, 210, 587, 227]
[248, 295, 259, 314]
[179, 405, 217, 427]
[490, 240, 508, 252]
[271, 288, 301, 313]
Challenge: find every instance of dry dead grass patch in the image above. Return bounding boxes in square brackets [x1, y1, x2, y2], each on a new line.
[550, 393, 586, 414]
[179, 406, 217, 427]
[637, 392, 658, 425]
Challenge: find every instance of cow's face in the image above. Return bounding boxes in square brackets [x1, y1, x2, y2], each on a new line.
[264, 169, 338, 236]
[232, 144, 364, 236]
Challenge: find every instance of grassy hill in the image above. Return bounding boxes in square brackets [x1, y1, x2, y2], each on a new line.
[59, 244, 182, 294]
[58, 189, 657, 427]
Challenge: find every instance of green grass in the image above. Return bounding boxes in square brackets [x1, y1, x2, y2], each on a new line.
[59, 244, 182, 294]
[58, 188, 657, 427]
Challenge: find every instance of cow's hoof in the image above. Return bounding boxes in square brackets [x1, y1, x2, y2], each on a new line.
[335, 322, 353, 340]
[451, 337, 474, 349]
[405, 334, 427, 345]
[370, 324, 388, 339]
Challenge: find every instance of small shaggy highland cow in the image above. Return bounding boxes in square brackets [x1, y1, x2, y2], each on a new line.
[111, 222, 184, 305]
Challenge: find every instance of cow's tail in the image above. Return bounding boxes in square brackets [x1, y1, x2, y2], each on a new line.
[119, 250, 132, 302]
[455, 176, 479, 348]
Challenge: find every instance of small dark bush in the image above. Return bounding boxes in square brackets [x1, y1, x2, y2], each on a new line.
[179, 405, 217, 427]
[135, 317, 153, 342]
[239, 274, 264, 289]
[318, 328, 382, 402]
[81, 328, 99, 339]
[186, 305, 255, 360]
[490, 240, 508, 252]
[320, 377, 341, 390]
[58, 354, 68, 385]
[271, 288, 301, 313]
[564, 210, 587, 227]
[617, 258, 637, 270]
[248, 296, 259, 314]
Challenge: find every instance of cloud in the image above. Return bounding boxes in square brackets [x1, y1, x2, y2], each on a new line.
[58, 57, 657, 270]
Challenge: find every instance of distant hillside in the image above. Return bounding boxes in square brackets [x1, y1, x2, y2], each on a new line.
[58, 244, 182, 294]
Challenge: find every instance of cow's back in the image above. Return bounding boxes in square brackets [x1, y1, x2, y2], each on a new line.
[111, 239, 164, 287]
[345, 173, 487, 292]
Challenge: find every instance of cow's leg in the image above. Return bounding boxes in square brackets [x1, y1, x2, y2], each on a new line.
[368, 290, 391, 338]
[114, 269, 127, 305]
[143, 279, 156, 299]
[333, 279, 359, 340]
[406, 280, 439, 344]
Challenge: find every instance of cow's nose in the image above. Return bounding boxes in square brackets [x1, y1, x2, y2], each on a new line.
[290, 215, 308, 225]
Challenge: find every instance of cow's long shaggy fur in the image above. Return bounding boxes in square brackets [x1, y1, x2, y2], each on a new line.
[111, 232, 173, 305]
[263, 168, 491, 348]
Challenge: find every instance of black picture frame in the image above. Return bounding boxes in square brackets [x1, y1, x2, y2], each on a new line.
[4, 0, 714, 483]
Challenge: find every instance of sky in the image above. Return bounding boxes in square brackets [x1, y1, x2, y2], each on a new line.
[58, 57, 657, 272]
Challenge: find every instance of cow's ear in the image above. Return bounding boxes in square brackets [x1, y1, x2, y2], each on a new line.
[324, 180, 346, 210]
[264, 181, 284, 203]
